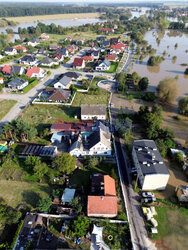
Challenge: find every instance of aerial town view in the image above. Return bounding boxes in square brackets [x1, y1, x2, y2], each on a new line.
[0, 0, 187, 249]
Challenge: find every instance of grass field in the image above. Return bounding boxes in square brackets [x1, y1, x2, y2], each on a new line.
[104, 62, 118, 73]
[0, 100, 17, 120]
[151, 205, 188, 249]
[72, 76, 110, 106]
[21, 105, 78, 126]
[6, 12, 100, 23]
[0, 180, 51, 208]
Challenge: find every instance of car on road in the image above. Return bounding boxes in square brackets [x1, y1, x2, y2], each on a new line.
[141, 197, 156, 204]
[142, 192, 155, 198]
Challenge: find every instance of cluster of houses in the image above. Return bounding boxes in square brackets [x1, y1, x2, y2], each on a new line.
[72, 36, 129, 71]
[50, 104, 112, 156]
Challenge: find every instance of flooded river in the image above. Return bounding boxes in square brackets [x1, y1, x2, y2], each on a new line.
[130, 29, 188, 100]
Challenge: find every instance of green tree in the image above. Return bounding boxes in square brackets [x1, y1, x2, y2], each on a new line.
[138, 77, 149, 91]
[70, 216, 90, 237]
[88, 157, 98, 168]
[184, 68, 188, 75]
[53, 152, 76, 176]
[36, 197, 51, 212]
[157, 77, 179, 104]
[25, 156, 41, 173]
[0, 201, 21, 227]
[34, 162, 48, 182]
[178, 97, 188, 116]
[70, 197, 82, 214]
[173, 152, 184, 166]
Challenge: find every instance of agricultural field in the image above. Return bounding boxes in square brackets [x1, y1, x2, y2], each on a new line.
[0, 100, 17, 120]
[0, 180, 51, 209]
[6, 12, 100, 23]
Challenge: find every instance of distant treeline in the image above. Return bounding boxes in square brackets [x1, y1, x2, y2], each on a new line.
[0, 5, 105, 17]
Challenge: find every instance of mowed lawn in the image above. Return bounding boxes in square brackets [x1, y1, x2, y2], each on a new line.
[72, 90, 110, 107]
[0, 100, 17, 120]
[21, 105, 78, 126]
[0, 180, 51, 209]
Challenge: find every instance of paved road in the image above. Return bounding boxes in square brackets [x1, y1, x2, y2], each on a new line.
[99, 80, 156, 250]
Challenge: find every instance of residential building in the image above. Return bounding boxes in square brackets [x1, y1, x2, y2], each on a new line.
[110, 37, 120, 43]
[63, 71, 81, 80]
[14, 45, 27, 52]
[87, 174, 118, 218]
[176, 185, 188, 203]
[132, 139, 170, 190]
[27, 39, 40, 47]
[69, 128, 111, 157]
[40, 57, 58, 67]
[47, 88, 71, 103]
[1, 65, 12, 75]
[105, 54, 117, 61]
[101, 40, 110, 48]
[11, 65, 24, 75]
[20, 55, 38, 66]
[37, 47, 46, 55]
[4, 47, 17, 56]
[49, 45, 59, 51]
[98, 27, 114, 33]
[82, 56, 94, 62]
[66, 44, 78, 54]
[40, 33, 49, 40]
[96, 36, 106, 43]
[26, 67, 45, 78]
[54, 75, 72, 89]
[57, 47, 68, 57]
[0, 77, 4, 84]
[96, 59, 111, 71]
[81, 104, 106, 120]
[73, 58, 85, 69]
[8, 77, 28, 90]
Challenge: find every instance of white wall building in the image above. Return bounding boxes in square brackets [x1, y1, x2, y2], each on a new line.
[81, 104, 106, 120]
[132, 139, 170, 191]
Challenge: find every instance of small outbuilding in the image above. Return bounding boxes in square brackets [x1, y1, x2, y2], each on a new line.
[61, 188, 76, 204]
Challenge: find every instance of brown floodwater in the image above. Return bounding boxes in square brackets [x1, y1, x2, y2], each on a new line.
[130, 29, 188, 101]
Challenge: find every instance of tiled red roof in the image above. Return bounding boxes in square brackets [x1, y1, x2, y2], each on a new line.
[110, 43, 126, 50]
[73, 58, 84, 67]
[98, 27, 114, 32]
[105, 54, 116, 61]
[2, 65, 11, 74]
[87, 196, 118, 216]
[53, 54, 63, 60]
[26, 67, 40, 78]
[51, 121, 94, 133]
[14, 45, 27, 51]
[104, 175, 116, 196]
[82, 56, 94, 61]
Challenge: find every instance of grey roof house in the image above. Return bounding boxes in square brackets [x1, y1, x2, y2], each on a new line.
[8, 77, 28, 90]
[96, 59, 111, 71]
[54, 75, 72, 89]
[81, 104, 106, 120]
[20, 55, 38, 66]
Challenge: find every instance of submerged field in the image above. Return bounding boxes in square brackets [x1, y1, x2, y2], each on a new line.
[6, 12, 100, 23]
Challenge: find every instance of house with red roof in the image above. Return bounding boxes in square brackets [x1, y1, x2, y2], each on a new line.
[110, 43, 129, 54]
[0, 77, 4, 84]
[14, 45, 27, 52]
[105, 54, 117, 61]
[2, 65, 11, 75]
[98, 27, 114, 33]
[82, 56, 94, 62]
[66, 45, 78, 54]
[87, 174, 118, 218]
[73, 58, 85, 69]
[26, 67, 45, 78]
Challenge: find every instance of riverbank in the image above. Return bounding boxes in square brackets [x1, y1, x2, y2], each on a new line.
[6, 12, 101, 23]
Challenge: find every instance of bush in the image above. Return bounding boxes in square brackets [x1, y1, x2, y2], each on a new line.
[142, 92, 156, 102]
[173, 152, 184, 166]
[138, 77, 149, 91]
[157, 77, 179, 104]
[184, 68, 188, 75]
[178, 97, 188, 116]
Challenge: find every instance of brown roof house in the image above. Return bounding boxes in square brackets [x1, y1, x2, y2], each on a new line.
[47, 89, 71, 103]
[73, 58, 85, 70]
[81, 104, 106, 120]
[87, 174, 118, 218]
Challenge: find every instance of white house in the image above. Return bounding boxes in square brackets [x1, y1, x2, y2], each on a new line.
[73, 58, 85, 70]
[69, 128, 111, 157]
[26, 67, 45, 78]
[8, 78, 28, 90]
[40, 57, 58, 67]
[81, 104, 106, 120]
[27, 39, 40, 47]
[96, 59, 111, 71]
[20, 55, 38, 66]
[54, 76, 72, 89]
[4, 48, 17, 56]
[0, 77, 4, 84]
[132, 139, 170, 191]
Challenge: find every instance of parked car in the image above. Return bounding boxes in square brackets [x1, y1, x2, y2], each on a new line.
[141, 197, 156, 204]
[142, 192, 155, 198]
